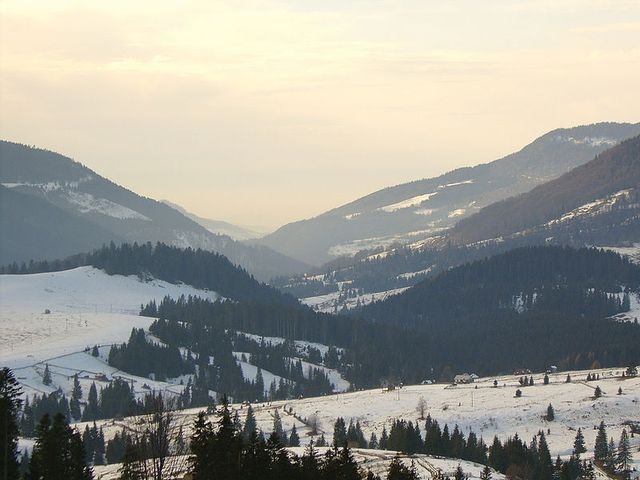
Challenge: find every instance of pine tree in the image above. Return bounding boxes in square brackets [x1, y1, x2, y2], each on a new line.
[43, 364, 52, 386]
[272, 409, 287, 446]
[1, 367, 23, 480]
[69, 374, 82, 420]
[387, 454, 418, 480]
[242, 405, 257, 444]
[119, 442, 143, 480]
[480, 465, 492, 480]
[72, 374, 83, 401]
[605, 437, 617, 472]
[29, 413, 93, 480]
[616, 428, 632, 479]
[255, 368, 265, 402]
[190, 411, 214, 477]
[537, 432, 554, 480]
[333, 417, 347, 448]
[289, 424, 300, 447]
[316, 433, 327, 447]
[369, 432, 379, 450]
[573, 428, 586, 457]
[82, 383, 99, 422]
[546, 404, 555, 421]
[594, 386, 602, 398]
[454, 464, 468, 480]
[594, 421, 608, 463]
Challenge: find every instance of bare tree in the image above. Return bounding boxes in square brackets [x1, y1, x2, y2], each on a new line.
[307, 413, 321, 436]
[416, 396, 427, 420]
[122, 393, 190, 480]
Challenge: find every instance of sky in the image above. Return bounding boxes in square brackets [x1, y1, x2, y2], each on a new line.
[1, 1, 639, 229]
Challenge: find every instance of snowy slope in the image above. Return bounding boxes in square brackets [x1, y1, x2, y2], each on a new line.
[85, 368, 640, 479]
[0, 267, 220, 366]
[1, 267, 351, 406]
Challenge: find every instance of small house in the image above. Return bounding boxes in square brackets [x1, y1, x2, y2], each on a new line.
[454, 373, 474, 384]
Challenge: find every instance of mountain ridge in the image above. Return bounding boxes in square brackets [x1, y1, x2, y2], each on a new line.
[256, 122, 640, 265]
[0, 140, 308, 280]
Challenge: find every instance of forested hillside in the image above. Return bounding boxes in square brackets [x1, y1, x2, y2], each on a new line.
[450, 134, 640, 245]
[0, 242, 298, 307]
[361, 246, 639, 329]
[135, 247, 640, 390]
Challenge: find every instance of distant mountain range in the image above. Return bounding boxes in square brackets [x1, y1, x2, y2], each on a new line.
[0, 141, 308, 280]
[161, 200, 269, 241]
[256, 122, 640, 266]
[274, 130, 640, 309]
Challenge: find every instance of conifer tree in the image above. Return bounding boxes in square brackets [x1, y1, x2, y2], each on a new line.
[316, 433, 327, 447]
[546, 404, 555, 421]
[616, 428, 632, 479]
[594, 421, 608, 463]
[72, 374, 83, 400]
[272, 409, 287, 446]
[594, 386, 602, 398]
[605, 437, 617, 472]
[119, 442, 143, 480]
[573, 428, 586, 458]
[454, 464, 468, 480]
[29, 413, 93, 480]
[289, 424, 300, 447]
[537, 432, 553, 480]
[241, 405, 257, 444]
[480, 464, 492, 480]
[1, 367, 23, 480]
[369, 432, 379, 450]
[82, 383, 99, 422]
[333, 417, 347, 448]
[42, 364, 52, 386]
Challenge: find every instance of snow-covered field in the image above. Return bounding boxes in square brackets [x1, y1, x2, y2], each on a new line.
[0, 266, 220, 367]
[88, 368, 640, 479]
[0, 266, 224, 402]
[0, 267, 350, 402]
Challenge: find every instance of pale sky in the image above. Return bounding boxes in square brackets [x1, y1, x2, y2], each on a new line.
[1, 1, 639, 229]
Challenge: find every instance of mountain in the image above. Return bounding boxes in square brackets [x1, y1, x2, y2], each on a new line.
[256, 122, 640, 265]
[450, 134, 640, 246]
[0, 140, 308, 280]
[161, 200, 268, 241]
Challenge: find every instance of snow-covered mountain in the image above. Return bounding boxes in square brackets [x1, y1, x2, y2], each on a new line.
[162, 200, 269, 241]
[256, 122, 640, 265]
[0, 140, 308, 280]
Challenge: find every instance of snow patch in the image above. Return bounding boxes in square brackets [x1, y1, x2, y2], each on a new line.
[560, 136, 618, 147]
[377, 192, 438, 213]
[448, 208, 466, 218]
[65, 191, 151, 220]
[545, 189, 634, 227]
[438, 179, 474, 189]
